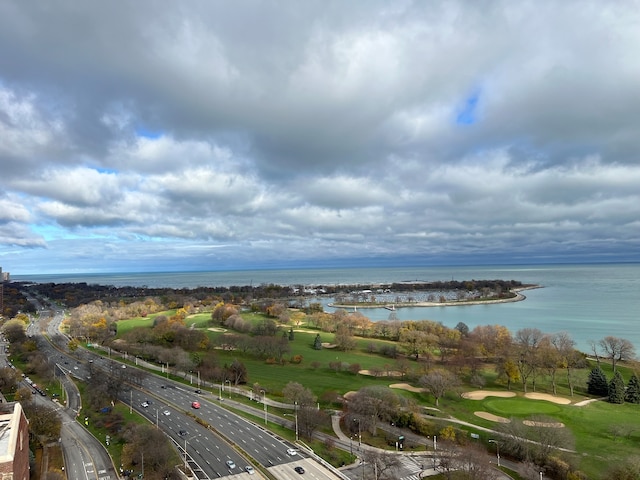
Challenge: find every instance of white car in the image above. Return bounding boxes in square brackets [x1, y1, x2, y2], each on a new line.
[245, 466, 255, 475]
[226, 460, 236, 469]
[141, 401, 149, 408]
[163, 410, 170, 416]
[287, 448, 297, 456]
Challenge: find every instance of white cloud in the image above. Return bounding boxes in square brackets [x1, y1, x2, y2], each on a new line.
[1, 0, 639, 273]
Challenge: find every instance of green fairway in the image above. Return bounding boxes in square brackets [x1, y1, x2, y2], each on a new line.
[109, 309, 640, 478]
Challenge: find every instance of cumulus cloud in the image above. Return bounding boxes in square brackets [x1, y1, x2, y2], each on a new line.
[0, 0, 639, 273]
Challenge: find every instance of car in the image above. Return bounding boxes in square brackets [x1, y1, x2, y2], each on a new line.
[245, 466, 255, 475]
[163, 410, 170, 416]
[191, 401, 200, 409]
[178, 430, 188, 437]
[121, 364, 126, 368]
[225, 460, 236, 469]
[294, 466, 305, 474]
[141, 401, 149, 408]
[287, 448, 298, 456]
[194, 389, 201, 394]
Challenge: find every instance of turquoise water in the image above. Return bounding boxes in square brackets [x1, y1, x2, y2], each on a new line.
[12, 263, 640, 352]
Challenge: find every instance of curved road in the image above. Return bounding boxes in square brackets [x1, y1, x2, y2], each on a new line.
[27, 293, 340, 480]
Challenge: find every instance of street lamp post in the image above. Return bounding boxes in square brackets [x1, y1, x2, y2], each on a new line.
[225, 379, 231, 398]
[353, 418, 361, 446]
[260, 390, 267, 425]
[488, 439, 500, 466]
[284, 405, 299, 441]
[294, 402, 298, 441]
[184, 438, 188, 471]
[218, 383, 222, 401]
[350, 435, 353, 456]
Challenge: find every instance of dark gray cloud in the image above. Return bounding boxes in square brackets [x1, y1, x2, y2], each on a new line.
[1, 0, 639, 273]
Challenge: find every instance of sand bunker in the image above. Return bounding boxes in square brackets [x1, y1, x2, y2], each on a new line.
[359, 369, 403, 377]
[343, 391, 357, 400]
[207, 327, 227, 332]
[321, 342, 337, 348]
[524, 392, 572, 405]
[474, 411, 511, 423]
[462, 390, 517, 400]
[389, 383, 424, 393]
[523, 420, 565, 428]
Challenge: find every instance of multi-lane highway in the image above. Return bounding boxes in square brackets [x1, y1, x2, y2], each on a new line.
[26, 294, 343, 480]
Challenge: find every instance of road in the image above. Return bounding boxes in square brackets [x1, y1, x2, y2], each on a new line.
[25, 293, 343, 479]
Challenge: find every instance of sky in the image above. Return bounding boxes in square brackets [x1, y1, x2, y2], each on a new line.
[1, 1, 640, 275]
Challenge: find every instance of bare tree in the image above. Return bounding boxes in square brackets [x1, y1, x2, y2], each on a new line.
[551, 332, 582, 396]
[599, 336, 636, 372]
[348, 386, 401, 436]
[514, 328, 545, 393]
[453, 443, 500, 480]
[282, 381, 316, 406]
[418, 369, 460, 407]
[499, 415, 574, 466]
[361, 450, 402, 480]
[297, 405, 329, 439]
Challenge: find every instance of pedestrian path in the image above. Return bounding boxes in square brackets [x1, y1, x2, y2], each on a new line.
[397, 455, 424, 479]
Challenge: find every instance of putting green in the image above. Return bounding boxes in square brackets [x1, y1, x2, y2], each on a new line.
[484, 397, 561, 416]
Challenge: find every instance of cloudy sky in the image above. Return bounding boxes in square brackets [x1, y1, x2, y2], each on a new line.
[1, 1, 639, 275]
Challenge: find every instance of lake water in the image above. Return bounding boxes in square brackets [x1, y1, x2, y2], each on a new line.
[12, 263, 640, 353]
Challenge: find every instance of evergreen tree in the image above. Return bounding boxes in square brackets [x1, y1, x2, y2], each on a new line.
[587, 367, 608, 396]
[608, 371, 625, 404]
[313, 333, 322, 350]
[288, 328, 294, 341]
[625, 372, 640, 404]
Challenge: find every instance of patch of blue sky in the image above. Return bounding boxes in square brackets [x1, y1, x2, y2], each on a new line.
[135, 126, 163, 139]
[31, 224, 71, 240]
[94, 166, 118, 174]
[455, 90, 481, 126]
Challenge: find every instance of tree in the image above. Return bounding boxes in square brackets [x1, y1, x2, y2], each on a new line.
[496, 358, 520, 391]
[226, 359, 248, 385]
[450, 443, 500, 480]
[0, 367, 21, 394]
[2, 318, 27, 343]
[599, 336, 636, 372]
[418, 369, 460, 406]
[282, 381, 316, 406]
[605, 456, 640, 480]
[538, 336, 562, 395]
[625, 373, 640, 404]
[514, 328, 545, 393]
[551, 332, 582, 397]
[587, 367, 609, 396]
[348, 386, 401, 435]
[334, 324, 356, 351]
[361, 450, 402, 480]
[499, 415, 574, 466]
[313, 334, 323, 350]
[297, 405, 328, 439]
[120, 424, 176, 479]
[609, 371, 626, 404]
[454, 322, 470, 337]
[23, 403, 62, 442]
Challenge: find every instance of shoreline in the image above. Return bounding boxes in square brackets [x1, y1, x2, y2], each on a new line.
[328, 285, 541, 309]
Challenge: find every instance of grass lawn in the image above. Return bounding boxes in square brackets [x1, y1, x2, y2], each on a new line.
[108, 310, 640, 478]
[440, 389, 640, 479]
